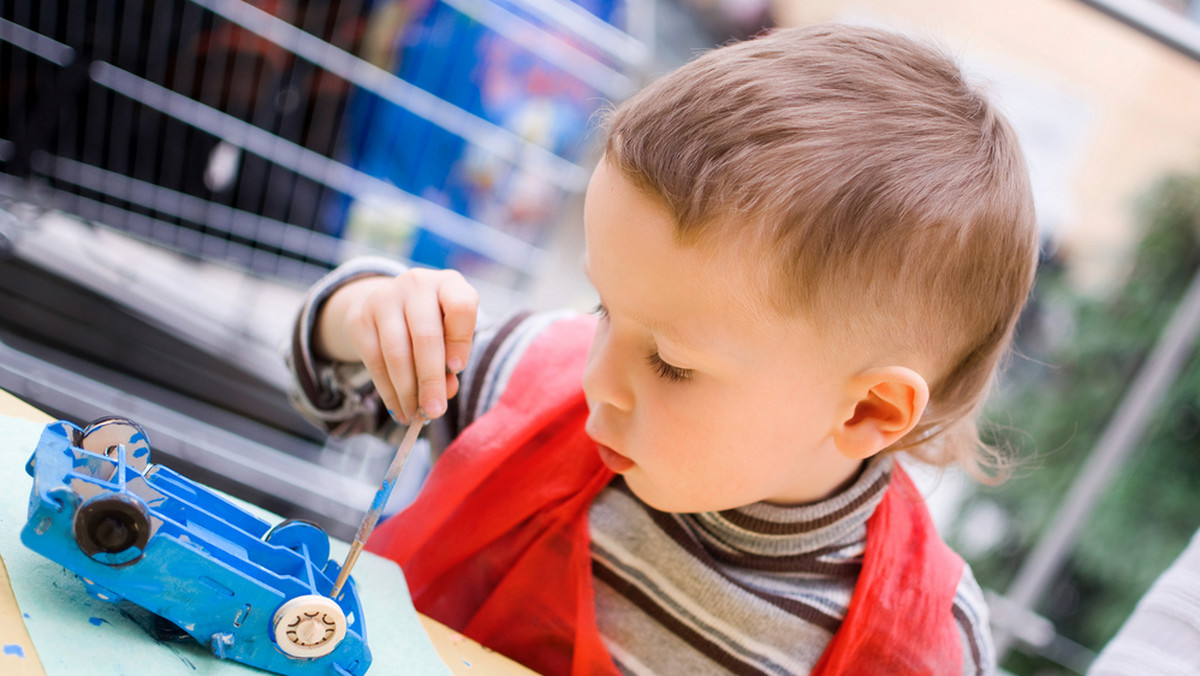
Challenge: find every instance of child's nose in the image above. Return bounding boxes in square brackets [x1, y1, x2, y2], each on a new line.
[581, 328, 634, 412]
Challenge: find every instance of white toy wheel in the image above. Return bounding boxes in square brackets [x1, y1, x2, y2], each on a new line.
[272, 595, 346, 658]
[81, 417, 152, 476]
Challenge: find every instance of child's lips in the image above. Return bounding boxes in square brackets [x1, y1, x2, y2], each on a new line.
[596, 443, 635, 473]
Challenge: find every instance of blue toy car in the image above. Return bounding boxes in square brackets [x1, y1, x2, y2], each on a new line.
[20, 416, 372, 675]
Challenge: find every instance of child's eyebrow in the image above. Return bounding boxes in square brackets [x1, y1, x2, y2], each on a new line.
[581, 258, 691, 348]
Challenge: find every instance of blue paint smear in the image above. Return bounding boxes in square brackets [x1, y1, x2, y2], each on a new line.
[22, 613, 29, 619]
[89, 617, 108, 626]
[369, 479, 393, 513]
[3, 644, 25, 658]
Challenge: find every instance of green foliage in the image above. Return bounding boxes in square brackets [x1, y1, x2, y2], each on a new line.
[952, 171, 1200, 673]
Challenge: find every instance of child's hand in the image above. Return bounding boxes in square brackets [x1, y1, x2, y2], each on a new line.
[315, 269, 479, 424]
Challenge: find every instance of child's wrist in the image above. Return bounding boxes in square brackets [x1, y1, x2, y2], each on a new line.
[314, 275, 389, 362]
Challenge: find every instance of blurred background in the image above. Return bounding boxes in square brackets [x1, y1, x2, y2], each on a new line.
[2, 0, 1199, 673]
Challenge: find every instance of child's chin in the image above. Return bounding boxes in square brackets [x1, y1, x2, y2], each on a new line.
[623, 476, 710, 514]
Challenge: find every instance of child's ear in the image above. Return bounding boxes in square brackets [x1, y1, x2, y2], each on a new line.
[832, 367, 930, 460]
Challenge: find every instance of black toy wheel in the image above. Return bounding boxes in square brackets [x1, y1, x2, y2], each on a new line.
[73, 493, 151, 566]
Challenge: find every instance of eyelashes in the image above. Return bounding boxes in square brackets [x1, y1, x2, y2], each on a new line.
[594, 302, 693, 383]
[647, 352, 693, 383]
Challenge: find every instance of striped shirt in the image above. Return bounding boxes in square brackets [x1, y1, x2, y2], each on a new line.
[287, 261, 996, 675]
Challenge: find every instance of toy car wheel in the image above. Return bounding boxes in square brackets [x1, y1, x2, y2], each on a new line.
[263, 519, 331, 566]
[73, 493, 151, 566]
[81, 417, 152, 476]
[272, 595, 347, 659]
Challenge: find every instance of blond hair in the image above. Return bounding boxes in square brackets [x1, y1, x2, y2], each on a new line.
[603, 24, 1038, 482]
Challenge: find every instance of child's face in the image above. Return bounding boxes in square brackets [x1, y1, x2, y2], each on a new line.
[581, 159, 867, 513]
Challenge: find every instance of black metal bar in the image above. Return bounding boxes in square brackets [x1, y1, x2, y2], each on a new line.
[1078, 0, 1200, 63]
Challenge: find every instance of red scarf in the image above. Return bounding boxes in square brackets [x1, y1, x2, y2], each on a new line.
[368, 315, 964, 675]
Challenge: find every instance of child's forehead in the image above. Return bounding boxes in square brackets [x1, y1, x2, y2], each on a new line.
[583, 238, 797, 348]
[584, 156, 807, 324]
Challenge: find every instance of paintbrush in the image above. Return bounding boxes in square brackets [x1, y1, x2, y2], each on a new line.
[329, 414, 426, 600]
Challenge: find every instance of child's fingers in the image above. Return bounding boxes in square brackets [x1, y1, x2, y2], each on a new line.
[403, 287, 449, 419]
[444, 371, 461, 401]
[438, 274, 479, 377]
[374, 305, 423, 423]
[351, 312, 404, 422]
[339, 268, 479, 424]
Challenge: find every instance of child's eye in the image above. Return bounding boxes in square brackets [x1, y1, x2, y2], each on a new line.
[648, 352, 693, 383]
[592, 303, 609, 320]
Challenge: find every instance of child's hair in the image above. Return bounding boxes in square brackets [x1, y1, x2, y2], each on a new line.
[602, 24, 1039, 482]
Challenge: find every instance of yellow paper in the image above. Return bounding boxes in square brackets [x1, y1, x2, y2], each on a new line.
[0, 554, 46, 676]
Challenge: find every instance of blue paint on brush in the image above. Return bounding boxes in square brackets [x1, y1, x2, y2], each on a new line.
[89, 616, 108, 626]
[329, 416, 425, 599]
[368, 479, 393, 513]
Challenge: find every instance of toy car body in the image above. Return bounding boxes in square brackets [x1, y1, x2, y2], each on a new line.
[20, 417, 371, 675]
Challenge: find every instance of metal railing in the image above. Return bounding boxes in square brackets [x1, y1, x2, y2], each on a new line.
[0, 0, 649, 536]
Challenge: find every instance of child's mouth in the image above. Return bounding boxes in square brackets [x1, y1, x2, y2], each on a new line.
[596, 444, 635, 473]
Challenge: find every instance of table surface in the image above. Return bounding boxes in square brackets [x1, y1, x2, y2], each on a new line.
[0, 389, 534, 676]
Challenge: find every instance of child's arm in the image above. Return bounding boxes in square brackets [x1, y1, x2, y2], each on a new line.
[311, 267, 479, 426]
[286, 258, 565, 447]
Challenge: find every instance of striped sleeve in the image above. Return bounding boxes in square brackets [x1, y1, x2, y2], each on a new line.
[284, 252, 577, 451]
[447, 309, 581, 435]
[285, 256, 408, 440]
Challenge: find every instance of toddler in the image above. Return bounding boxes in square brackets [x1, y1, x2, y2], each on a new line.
[289, 23, 1037, 676]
